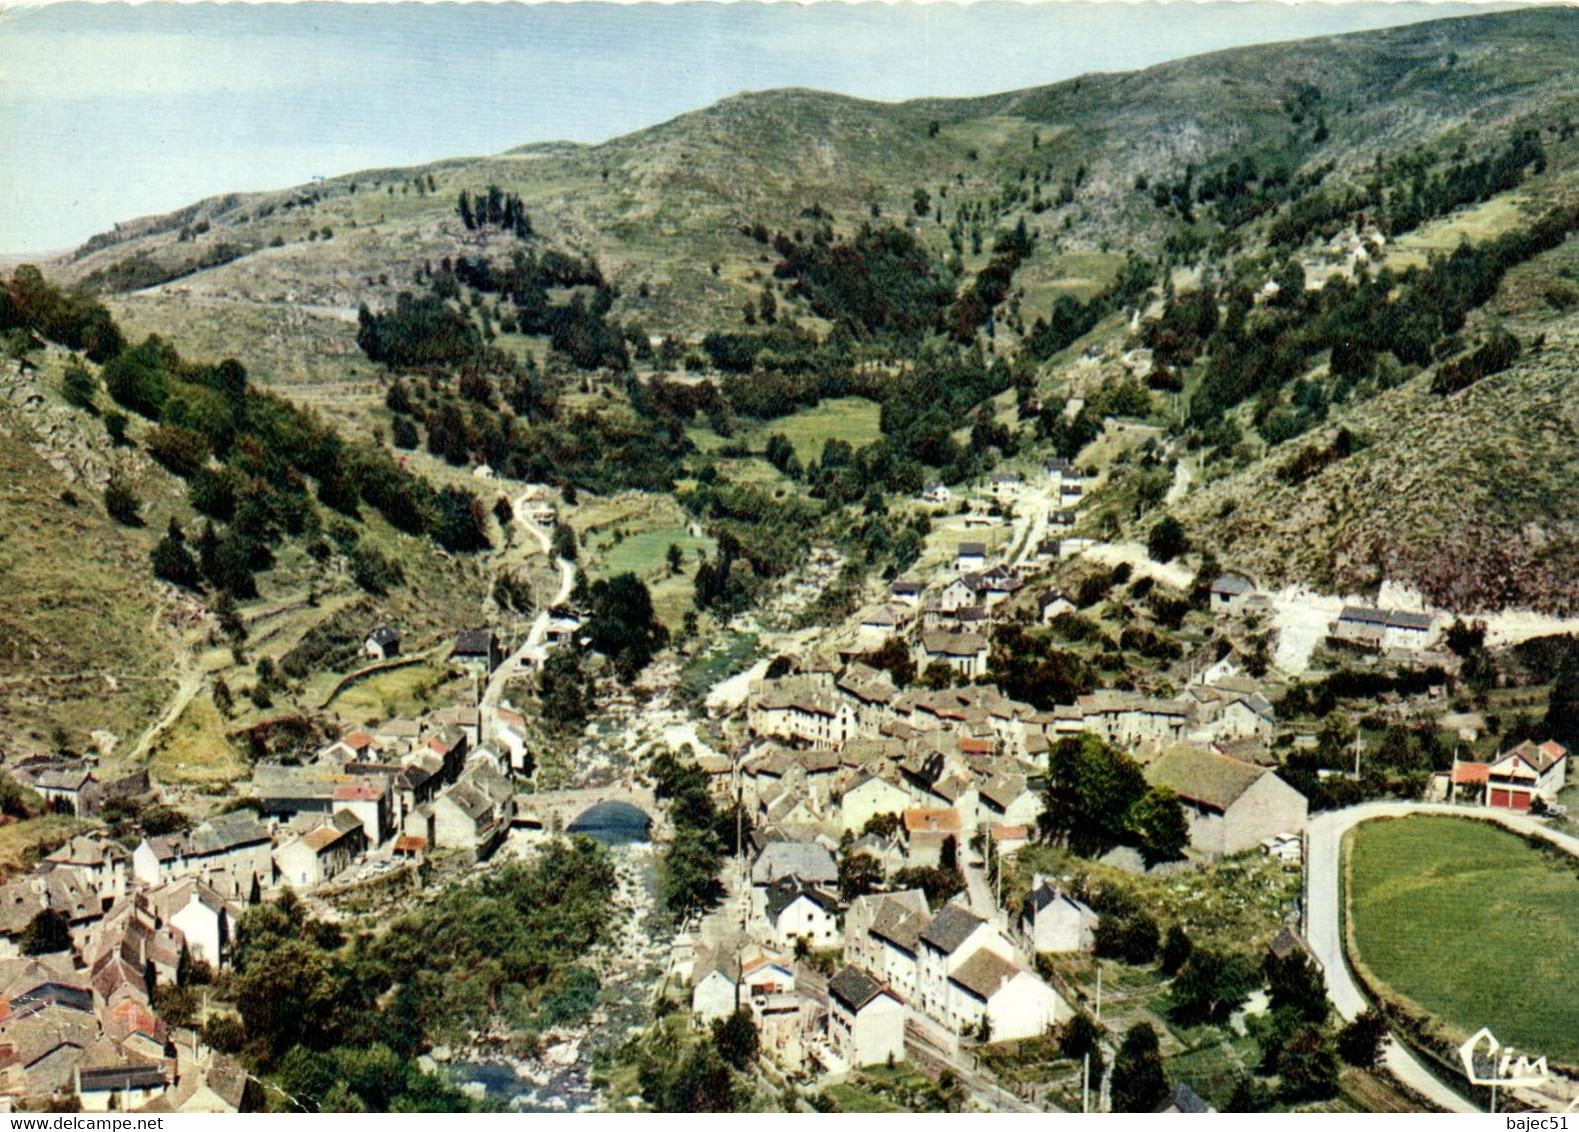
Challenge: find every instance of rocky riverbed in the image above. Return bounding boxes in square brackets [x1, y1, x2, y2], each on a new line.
[447, 833, 671, 1112]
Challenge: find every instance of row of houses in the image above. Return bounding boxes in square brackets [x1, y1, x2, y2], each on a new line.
[696, 881, 1071, 1070]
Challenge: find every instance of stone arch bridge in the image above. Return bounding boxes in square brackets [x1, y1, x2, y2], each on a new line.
[513, 783, 669, 839]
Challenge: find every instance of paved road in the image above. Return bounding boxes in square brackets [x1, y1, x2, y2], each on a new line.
[1306, 802, 1579, 1114]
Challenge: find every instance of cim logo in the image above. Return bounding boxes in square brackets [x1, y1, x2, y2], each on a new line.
[1460, 1028, 1550, 1088]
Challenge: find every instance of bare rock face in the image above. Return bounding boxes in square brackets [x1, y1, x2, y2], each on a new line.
[0, 359, 118, 486]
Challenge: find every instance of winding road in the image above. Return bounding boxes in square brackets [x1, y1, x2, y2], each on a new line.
[480, 493, 576, 732]
[1305, 802, 1579, 1113]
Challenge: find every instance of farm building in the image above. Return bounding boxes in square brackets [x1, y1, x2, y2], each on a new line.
[1144, 747, 1307, 857]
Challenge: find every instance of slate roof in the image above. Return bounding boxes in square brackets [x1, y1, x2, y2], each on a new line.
[751, 840, 837, 885]
[1209, 573, 1254, 597]
[1163, 1083, 1215, 1114]
[947, 948, 1020, 1001]
[1337, 606, 1434, 631]
[453, 629, 495, 656]
[78, 1064, 168, 1091]
[1023, 883, 1095, 923]
[919, 629, 988, 657]
[827, 966, 886, 1012]
[919, 903, 985, 955]
[764, 878, 839, 920]
[1145, 747, 1271, 814]
[869, 898, 930, 953]
[187, 812, 270, 855]
[366, 626, 400, 647]
[957, 542, 987, 557]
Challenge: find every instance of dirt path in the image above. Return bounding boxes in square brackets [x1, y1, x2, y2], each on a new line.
[127, 667, 204, 764]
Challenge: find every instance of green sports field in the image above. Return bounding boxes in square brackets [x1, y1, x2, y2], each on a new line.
[1346, 815, 1579, 1064]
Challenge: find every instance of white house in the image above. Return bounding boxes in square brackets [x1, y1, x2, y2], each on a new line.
[364, 625, 401, 660]
[1485, 739, 1568, 811]
[945, 949, 1066, 1041]
[151, 880, 236, 968]
[826, 966, 905, 1067]
[764, 879, 841, 950]
[841, 775, 911, 834]
[915, 903, 1013, 1022]
[955, 541, 987, 572]
[691, 953, 740, 1023]
[75, 1065, 168, 1113]
[1020, 878, 1098, 954]
[274, 811, 367, 888]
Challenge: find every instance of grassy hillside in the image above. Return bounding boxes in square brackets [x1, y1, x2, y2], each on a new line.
[2, 2, 1577, 766]
[50, 10, 1579, 382]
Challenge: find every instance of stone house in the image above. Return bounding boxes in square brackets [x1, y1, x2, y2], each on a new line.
[1144, 747, 1307, 856]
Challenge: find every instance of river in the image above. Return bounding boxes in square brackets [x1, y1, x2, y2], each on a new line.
[449, 805, 672, 1112]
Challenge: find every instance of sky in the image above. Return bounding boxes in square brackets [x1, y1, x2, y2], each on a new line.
[0, 0, 1505, 255]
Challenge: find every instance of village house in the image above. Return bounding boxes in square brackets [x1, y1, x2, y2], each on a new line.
[843, 890, 927, 979]
[855, 605, 910, 649]
[1020, 877, 1098, 953]
[145, 879, 237, 968]
[429, 760, 515, 858]
[132, 812, 274, 894]
[1144, 747, 1308, 857]
[1185, 680, 1277, 743]
[922, 483, 952, 505]
[748, 678, 858, 749]
[750, 841, 838, 919]
[955, 541, 987, 572]
[739, 950, 800, 1038]
[1208, 573, 1256, 614]
[977, 774, 1042, 829]
[691, 951, 740, 1023]
[363, 625, 401, 660]
[23, 764, 97, 816]
[1482, 739, 1568, 811]
[763, 877, 842, 951]
[902, 807, 962, 869]
[836, 666, 901, 735]
[914, 903, 1012, 1022]
[275, 811, 368, 888]
[825, 966, 905, 1067]
[42, 834, 130, 910]
[840, 773, 911, 834]
[913, 629, 990, 681]
[1039, 589, 1076, 624]
[945, 948, 1065, 1041]
[860, 899, 930, 1004]
[1072, 690, 1193, 748]
[1331, 606, 1438, 652]
[450, 628, 501, 673]
[75, 1064, 169, 1113]
[889, 580, 924, 606]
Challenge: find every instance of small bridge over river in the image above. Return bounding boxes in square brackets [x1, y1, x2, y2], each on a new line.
[513, 783, 669, 839]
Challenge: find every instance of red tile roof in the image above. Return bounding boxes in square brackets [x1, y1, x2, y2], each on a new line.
[1451, 761, 1489, 786]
